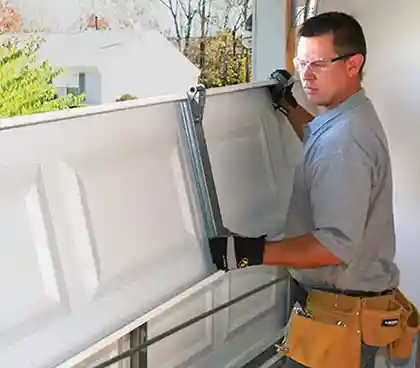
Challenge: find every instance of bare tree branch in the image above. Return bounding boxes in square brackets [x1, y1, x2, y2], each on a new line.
[231, 0, 250, 32]
[159, 0, 172, 11]
[159, 0, 183, 49]
[177, 0, 188, 17]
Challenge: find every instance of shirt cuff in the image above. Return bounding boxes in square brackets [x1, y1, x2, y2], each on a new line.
[312, 228, 353, 264]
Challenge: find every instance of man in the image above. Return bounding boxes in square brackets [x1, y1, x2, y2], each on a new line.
[208, 12, 417, 367]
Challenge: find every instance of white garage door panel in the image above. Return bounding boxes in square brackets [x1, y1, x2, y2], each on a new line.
[202, 86, 296, 239]
[73, 337, 130, 368]
[189, 84, 291, 366]
[148, 286, 214, 368]
[0, 100, 210, 367]
[227, 267, 279, 335]
[199, 84, 292, 363]
[65, 149, 198, 299]
[194, 273, 288, 368]
[0, 165, 68, 345]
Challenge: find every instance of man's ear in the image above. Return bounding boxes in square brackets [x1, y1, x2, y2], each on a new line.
[347, 54, 365, 77]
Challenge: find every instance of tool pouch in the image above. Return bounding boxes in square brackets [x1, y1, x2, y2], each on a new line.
[282, 307, 361, 368]
[387, 290, 420, 360]
[360, 298, 404, 347]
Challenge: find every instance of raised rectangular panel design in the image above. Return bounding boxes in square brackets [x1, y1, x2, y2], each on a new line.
[202, 86, 296, 238]
[227, 267, 278, 335]
[148, 287, 213, 368]
[195, 274, 289, 368]
[66, 139, 199, 299]
[0, 165, 68, 345]
[0, 99, 211, 367]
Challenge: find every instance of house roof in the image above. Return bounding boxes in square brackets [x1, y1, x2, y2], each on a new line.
[0, 29, 200, 75]
[0, 29, 201, 100]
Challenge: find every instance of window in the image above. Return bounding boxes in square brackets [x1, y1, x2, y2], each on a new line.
[55, 72, 86, 101]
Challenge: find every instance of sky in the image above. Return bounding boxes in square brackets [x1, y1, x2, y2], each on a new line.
[8, 0, 170, 33]
[7, 0, 250, 37]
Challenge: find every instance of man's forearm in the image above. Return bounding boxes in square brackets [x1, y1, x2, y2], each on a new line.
[284, 105, 315, 141]
[262, 234, 344, 268]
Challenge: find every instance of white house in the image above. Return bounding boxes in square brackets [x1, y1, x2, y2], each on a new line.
[31, 29, 200, 105]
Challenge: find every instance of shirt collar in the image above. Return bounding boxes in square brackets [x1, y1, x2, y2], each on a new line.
[304, 88, 367, 140]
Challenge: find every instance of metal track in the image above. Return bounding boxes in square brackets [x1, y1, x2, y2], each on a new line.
[92, 276, 287, 368]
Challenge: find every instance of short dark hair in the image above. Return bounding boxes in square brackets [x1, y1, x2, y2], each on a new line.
[299, 12, 367, 76]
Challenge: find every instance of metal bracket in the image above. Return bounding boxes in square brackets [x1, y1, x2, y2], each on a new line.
[187, 85, 206, 124]
[180, 85, 228, 238]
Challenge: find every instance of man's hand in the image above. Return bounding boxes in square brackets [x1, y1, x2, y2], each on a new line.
[269, 69, 314, 141]
[277, 84, 298, 116]
[269, 69, 298, 115]
[208, 233, 266, 271]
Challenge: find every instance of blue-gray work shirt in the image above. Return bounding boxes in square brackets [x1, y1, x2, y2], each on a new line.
[285, 89, 400, 292]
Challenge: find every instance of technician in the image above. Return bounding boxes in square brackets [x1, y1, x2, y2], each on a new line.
[208, 11, 418, 368]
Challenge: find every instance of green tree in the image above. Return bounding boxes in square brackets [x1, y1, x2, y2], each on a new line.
[186, 30, 251, 88]
[0, 38, 84, 117]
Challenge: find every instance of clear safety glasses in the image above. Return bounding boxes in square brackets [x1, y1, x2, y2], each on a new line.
[293, 53, 357, 74]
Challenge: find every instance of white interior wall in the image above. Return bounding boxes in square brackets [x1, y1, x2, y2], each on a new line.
[316, 0, 420, 307]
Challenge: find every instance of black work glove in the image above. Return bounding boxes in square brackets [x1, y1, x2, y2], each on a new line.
[208, 233, 266, 272]
[269, 69, 298, 114]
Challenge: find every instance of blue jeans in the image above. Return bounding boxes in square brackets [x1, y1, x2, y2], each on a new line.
[282, 344, 379, 367]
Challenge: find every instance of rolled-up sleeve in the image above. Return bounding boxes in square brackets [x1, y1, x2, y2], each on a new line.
[308, 146, 372, 264]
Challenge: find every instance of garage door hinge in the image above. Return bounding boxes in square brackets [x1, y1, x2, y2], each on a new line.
[187, 85, 206, 124]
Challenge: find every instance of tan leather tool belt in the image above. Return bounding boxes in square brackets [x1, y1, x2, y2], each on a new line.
[280, 288, 419, 368]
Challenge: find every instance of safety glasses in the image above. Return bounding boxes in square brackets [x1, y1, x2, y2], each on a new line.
[293, 53, 357, 74]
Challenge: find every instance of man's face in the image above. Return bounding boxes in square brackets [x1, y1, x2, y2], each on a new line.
[295, 33, 361, 108]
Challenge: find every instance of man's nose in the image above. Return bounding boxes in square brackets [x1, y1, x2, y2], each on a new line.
[301, 65, 315, 80]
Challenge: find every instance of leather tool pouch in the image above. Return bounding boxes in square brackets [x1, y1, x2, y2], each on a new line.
[282, 289, 419, 366]
[283, 306, 361, 368]
[360, 298, 404, 347]
[387, 290, 420, 360]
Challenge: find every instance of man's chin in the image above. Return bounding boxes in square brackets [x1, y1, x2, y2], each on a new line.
[306, 94, 320, 104]
[306, 94, 326, 107]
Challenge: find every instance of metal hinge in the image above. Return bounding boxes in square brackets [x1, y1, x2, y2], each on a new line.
[187, 85, 206, 124]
